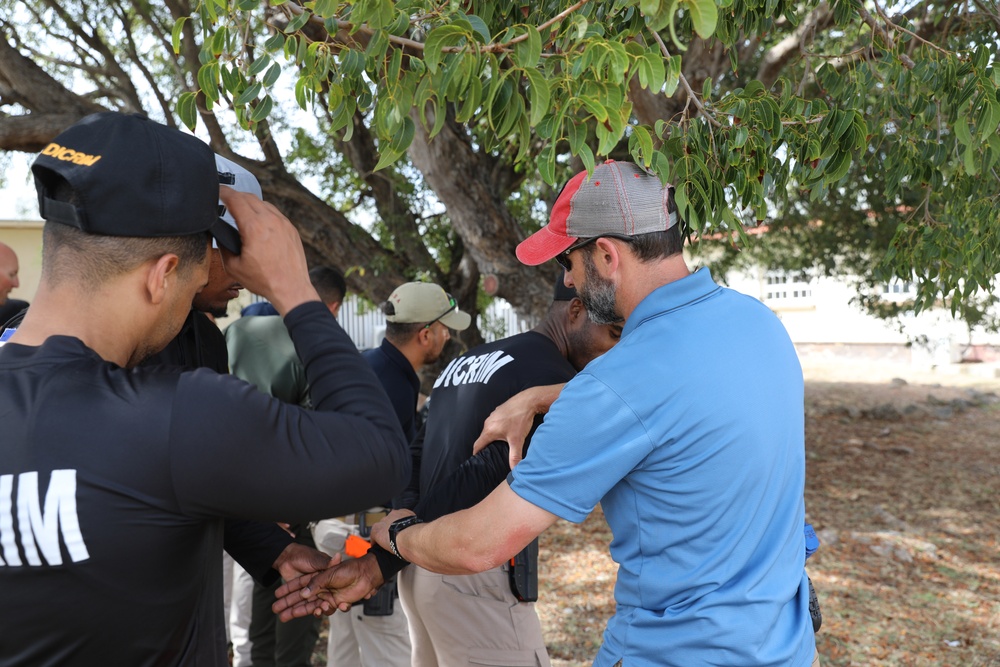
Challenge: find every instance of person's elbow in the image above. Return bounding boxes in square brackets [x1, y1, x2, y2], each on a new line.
[379, 424, 411, 499]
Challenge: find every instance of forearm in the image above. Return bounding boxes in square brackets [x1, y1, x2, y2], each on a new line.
[394, 483, 557, 575]
[519, 383, 565, 415]
[224, 519, 293, 584]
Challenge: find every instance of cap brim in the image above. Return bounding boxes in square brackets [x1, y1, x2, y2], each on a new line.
[441, 308, 472, 331]
[209, 217, 242, 254]
[515, 225, 577, 266]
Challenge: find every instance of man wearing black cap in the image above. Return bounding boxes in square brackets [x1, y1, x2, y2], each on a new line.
[282, 161, 817, 666]
[276, 277, 620, 667]
[0, 112, 409, 667]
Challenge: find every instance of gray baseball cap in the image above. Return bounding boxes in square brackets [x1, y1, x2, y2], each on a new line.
[516, 160, 678, 266]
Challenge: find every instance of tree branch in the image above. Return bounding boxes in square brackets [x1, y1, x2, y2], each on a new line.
[648, 28, 722, 128]
[855, 1, 916, 69]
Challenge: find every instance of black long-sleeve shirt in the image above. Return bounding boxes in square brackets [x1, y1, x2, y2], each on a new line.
[0, 301, 409, 667]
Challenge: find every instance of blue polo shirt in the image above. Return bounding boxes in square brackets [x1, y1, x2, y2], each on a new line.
[509, 268, 815, 667]
[363, 338, 421, 442]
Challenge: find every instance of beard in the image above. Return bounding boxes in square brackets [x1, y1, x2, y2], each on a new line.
[580, 252, 624, 325]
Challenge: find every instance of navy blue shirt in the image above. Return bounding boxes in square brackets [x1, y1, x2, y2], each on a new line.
[363, 338, 421, 442]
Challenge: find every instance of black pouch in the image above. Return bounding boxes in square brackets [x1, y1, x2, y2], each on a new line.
[363, 574, 397, 616]
[507, 538, 539, 602]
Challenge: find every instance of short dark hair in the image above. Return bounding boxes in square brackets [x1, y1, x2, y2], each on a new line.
[40, 176, 207, 286]
[309, 266, 346, 306]
[611, 187, 686, 262]
[309, 266, 347, 305]
[42, 223, 207, 286]
[381, 300, 424, 344]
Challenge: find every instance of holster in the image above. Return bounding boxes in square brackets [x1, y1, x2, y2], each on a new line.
[507, 537, 539, 602]
[363, 574, 398, 616]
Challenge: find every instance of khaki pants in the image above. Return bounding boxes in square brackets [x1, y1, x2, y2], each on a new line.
[399, 564, 550, 667]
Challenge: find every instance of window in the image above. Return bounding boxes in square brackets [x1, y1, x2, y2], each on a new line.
[764, 270, 813, 302]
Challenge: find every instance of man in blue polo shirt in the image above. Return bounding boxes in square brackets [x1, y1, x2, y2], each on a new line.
[328, 161, 816, 666]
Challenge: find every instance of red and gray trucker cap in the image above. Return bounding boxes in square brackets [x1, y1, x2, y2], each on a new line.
[516, 160, 678, 266]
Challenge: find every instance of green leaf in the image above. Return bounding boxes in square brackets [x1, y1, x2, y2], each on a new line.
[641, 51, 666, 92]
[387, 46, 403, 82]
[683, 0, 718, 40]
[388, 9, 411, 37]
[580, 96, 609, 122]
[313, 0, 338, 17]
[466, 14, 491, 43]
[374, 116, 415, 171]
[640, 0, 661, 16]
[171, 17, 189, 55]
[579, 142, 596, 174]
[220, 64, 239, 93]
[566, 117, 586, 155]
[732, 125, 748, 148]
[198, 63, 220, 104]
[629, 125, 655, 166]
[285, 10, 312, 34]
[455, 76, 483, 123]
[976, 96, 1000, 139]
[514, 25, 542, 69]
[370, 0, 395, 30]
[823, 150, 851, 184]
[234, 81, 263, 108]
[203, 0, 218, 22]
[326, 83, 344, 114]
[424, 24, 467, 73]
[177, 92, 198, 130]
[963, 144, 979, 176]
[954, 113, 972, 146]
[263, 63, 282, 88]
[294, 76, 310, 109]
[247, 54, 272, 78]
[538, 144, 557, 185]
[524, 68, 551, 126]
[664, 55, 681, 97]
[264, 32, 285, 53]
[644, 0, 676, 33]
[249, 95, 273, 123]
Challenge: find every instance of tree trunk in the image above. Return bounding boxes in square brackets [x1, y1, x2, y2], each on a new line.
[407, 104, 553, 320]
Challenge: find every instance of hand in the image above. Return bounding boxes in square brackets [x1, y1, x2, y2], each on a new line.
[217, 187, 320, 315]
[370, 508, 415, 553]
[471, 384, 565, 469]
[272, 553, 384, 622]
[271, 541, 338, 581]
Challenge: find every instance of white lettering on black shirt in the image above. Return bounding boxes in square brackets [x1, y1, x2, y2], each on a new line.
[0, 469, 90, 566]
[434, 350, 514, 389]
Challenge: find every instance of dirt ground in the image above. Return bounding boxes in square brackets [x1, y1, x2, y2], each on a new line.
[536, 359, 1000, 667]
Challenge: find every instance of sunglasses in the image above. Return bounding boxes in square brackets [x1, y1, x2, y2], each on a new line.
[424, 293, 458, 329]
[555, 235, 633, 271]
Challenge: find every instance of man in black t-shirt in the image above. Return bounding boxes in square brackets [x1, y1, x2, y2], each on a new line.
[0, 112, 408, 667]
[277, 278, 621, 667]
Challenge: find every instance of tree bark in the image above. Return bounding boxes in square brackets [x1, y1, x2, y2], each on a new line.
[407, 104, 553, 319]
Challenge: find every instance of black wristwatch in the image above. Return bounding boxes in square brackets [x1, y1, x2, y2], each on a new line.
[387, 515, 424, 562]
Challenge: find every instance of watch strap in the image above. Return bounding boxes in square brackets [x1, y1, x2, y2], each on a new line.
[388, 516, 423, 562]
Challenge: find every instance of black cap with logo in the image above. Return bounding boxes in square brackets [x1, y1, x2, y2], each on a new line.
[30, 111, 242, 254]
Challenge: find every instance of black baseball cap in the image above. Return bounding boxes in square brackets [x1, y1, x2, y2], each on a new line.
[553, 271, 578, 301]
[31, 112, 241, 254]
